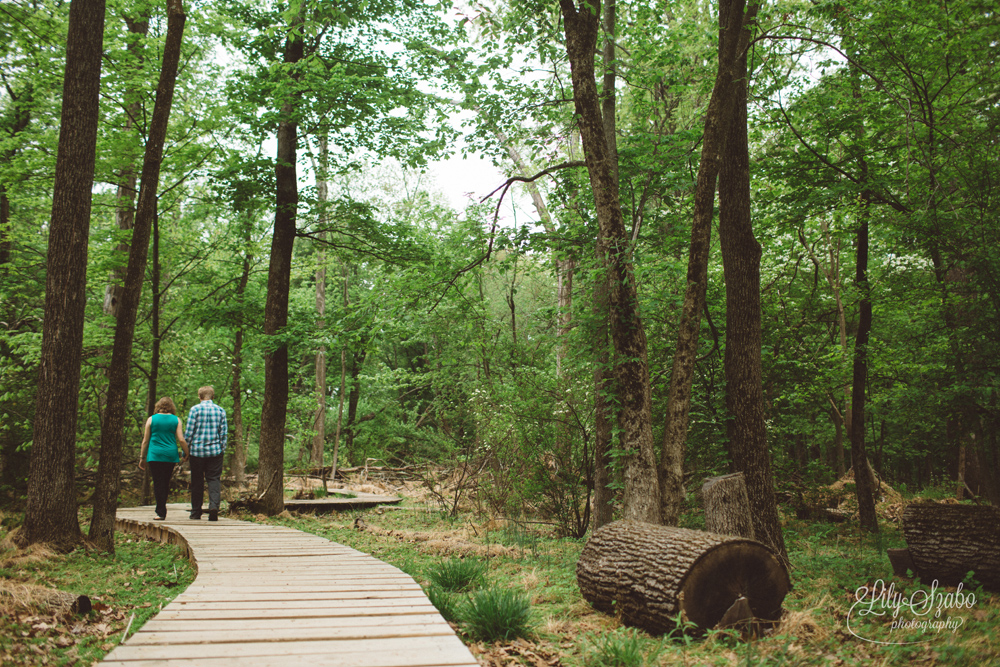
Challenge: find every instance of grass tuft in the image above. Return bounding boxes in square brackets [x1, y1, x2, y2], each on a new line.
[428, 557, 486, 592]
[461, 587, 532, 642]
[584, 628, 651, 667]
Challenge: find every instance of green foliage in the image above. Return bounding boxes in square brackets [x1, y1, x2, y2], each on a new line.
[460, 588, 533, 643]
[427, 557, 486, 592]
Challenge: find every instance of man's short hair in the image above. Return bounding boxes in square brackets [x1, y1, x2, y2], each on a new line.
[198, 386, 215, 401]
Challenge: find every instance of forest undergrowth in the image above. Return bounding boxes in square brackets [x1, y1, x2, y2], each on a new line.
[0, 484, 997, 666]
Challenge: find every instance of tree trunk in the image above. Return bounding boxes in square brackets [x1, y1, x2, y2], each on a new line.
[902, 503, 1000, 590]
[229, 218, 252, 487]
[850, 185, 879, 533]
[659, 0, 756, 525]
[577, 520, 790, 634]
[89, 0, 187, 553]
[310, 135, 329, 467]
[702, 473, 753, 539]
[257, 15, 304, 515]
[559, 0, 660, 524]
[717, 6, 787, 563]
[102, 15, 149, 317]
[20, 0, 107, 551]
[140, 209, 162, 506]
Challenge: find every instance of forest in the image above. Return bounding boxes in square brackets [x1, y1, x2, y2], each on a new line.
[1, 0, 999, 657]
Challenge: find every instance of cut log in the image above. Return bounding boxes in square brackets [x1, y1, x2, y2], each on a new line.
[902, 503, 1000, 590]
[576, 520, 790, 634]
[702, 473, 753, 538]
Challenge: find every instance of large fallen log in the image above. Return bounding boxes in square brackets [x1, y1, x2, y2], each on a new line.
[901, 503, 1000, 590]
[577, 520, 790, 634]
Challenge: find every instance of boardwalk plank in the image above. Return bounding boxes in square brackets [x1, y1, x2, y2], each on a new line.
[108, 505, 477, 667]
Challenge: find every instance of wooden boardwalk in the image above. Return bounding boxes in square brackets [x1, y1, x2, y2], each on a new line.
[105, 504, 478, 667]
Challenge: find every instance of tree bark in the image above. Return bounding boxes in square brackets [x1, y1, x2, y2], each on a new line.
[140, 209, 162, 506]
[89, 0, 187, 553]
[902, 503, 1000, 590]
[717, 4, 787, 563]
[850, 185, 878, 533]
[102, 15, 149, 317]
[229, 216, 252, 487]
[20, 0, 107, 550]
[702, 473, 753, 539]
[559, 0, 660, 524]
[257, 14, 304, 515]
[311, 136, 329, 467]
[577, 520, 790, 634]
[659, 0, 756, 525]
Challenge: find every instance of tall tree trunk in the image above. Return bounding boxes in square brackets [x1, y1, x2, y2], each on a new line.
[257, 15, 304, 515]
[658, 0, 756, 525]
[230, 217, 252, 487]
[591, 0, 617, 531]
[20, 0, 107, 550]
[717, 8, 787, 562]
[330, 264, 349, 483]
[311, 136, 329, 467]
[103, 15, 149, 317]
[140, 209, 162, 506]
[89, 0, 186, 553]
[559, 0, 660, 524]
[850, 186, 879, 533]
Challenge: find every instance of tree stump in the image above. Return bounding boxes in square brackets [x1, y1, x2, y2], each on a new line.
[576, 520, 790, 634]
[702, 473, 754, 538]
[901, 503, 1000, 590]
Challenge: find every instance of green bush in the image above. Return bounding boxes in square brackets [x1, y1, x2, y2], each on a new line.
[461, 588, 532, 642]
[427, 558, 486, 592]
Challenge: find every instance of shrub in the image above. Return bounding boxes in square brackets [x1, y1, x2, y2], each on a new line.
[427, 558, 486, 592]
[461, 588, 532, 642]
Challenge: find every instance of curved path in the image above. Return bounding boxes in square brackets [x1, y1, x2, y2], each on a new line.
[103, 504, 478, 667]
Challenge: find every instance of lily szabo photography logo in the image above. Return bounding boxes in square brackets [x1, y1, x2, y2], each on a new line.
[847, 579, 976, 645]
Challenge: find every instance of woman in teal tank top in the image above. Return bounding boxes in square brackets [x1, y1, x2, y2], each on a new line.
[138, 397, 190, 520]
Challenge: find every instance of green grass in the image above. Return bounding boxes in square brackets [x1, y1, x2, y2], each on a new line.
[461, 588, 533, 642]
[0, 518, 195, 666]
[427, 558, 486, 592]
[257, 502, 1000, 667]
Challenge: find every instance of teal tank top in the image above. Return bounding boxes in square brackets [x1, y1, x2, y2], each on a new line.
[147, 413, 180, 463]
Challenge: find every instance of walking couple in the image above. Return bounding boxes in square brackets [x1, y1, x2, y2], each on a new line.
[138, 386, 229, 522]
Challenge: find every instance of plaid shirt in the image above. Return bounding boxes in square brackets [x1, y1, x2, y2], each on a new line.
[184, 399, 228, 457]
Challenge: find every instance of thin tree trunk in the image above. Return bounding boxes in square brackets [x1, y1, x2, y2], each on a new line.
[658, 0, 756, 525]
[230, 216, 252, 487]
[140, 209, 162, 506]
[311, 137, 329, 467]
[89, 0, 187, 553]
[591, 0, 617, 531]
[257, 13, 304, 515]
[559, 0, 660, 524]
[850, 187, 879, 533]
[718, 6, 787, 563]
[20, 0, 107, 550]
[103, 16, 149, 317]
[330, 265, 349, 485]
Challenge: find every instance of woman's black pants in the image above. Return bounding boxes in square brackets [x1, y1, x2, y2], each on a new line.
[148, 461, 175, 518]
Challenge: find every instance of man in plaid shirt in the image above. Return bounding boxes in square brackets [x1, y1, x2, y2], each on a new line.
[184, 386, 228, 521]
